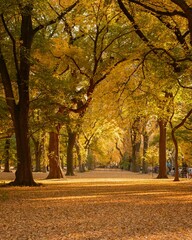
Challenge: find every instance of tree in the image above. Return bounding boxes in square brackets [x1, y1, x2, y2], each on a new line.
[170, 109, 192, 181]
[169, 87, 192, 181]
[2, 138, 11, 172]
[0, 0, 79, 186]
[43, 0, 136, 176]
[47, 128, 64, 179]
[117, 0, 192, 178]
[46, 108, 65, 179]
[65, 126, 77, 175]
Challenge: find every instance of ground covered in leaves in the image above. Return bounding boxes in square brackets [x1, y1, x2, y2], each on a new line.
[0, 169, 192, 240]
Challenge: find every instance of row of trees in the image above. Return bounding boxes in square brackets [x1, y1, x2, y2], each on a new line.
[0, 0, 192, 185]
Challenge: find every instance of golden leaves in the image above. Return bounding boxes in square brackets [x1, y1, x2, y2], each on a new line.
[0, 170, 192, 239]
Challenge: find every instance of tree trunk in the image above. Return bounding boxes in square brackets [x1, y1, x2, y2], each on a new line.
[0, 69, 35, 184]
[3, 138, 11, 172]
[130, 118, 141, 172]
[0, 2, 79, 186]
[65, 129, 77, 176]
[31, 133, 45, 172]
[0, 4, 37, 186]
[86, 148, 96, 170]
[157, 119, 168, 178]
[32, 138, 41, 172]
[171, 129, 179, 181]
[47, 131, 64, 179]
[142, 134, 149, 173]
[75, 140, 85, 172]
[131, 130, 141, 172]
[170, 109, 192, 181]
[12, 106, 37, 186]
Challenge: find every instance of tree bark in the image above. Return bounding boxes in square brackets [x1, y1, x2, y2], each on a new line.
[131, 140, 141, 172]
[157, 119, 168, 178]
[142, 133, 149, 173]
[34, 139, 41, 172]
[3, 138, 11, 172]
[47, 131, 64, 179]
[171, 129, 179, 181]
[12, 105, 37, 185]
[0, 5, 37, 185]
[31, 134, 44, 172]
[75, 140, 85, 172]
[131, 118, 141, 172]
[65, 129, 77, 176]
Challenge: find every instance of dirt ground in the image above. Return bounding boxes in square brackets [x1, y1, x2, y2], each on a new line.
[0, 169, 192, 240]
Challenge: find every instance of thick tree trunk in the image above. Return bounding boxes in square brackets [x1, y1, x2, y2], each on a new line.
[130, 118, 141, 172]
[131, 141, 141, 172]
[3, 138, 11, 172]
[0, 4, 37, 186]
[11, 107, 37, 186]
[47, 131, 64, 179]
[65, 130, 77, 176]
[157, 119, 168, 179]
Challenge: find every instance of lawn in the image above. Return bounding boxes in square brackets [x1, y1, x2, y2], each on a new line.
[0, 169, 192, 240]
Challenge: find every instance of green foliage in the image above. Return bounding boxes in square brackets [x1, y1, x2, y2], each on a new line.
[119, 152, 130, 170]
[144, 146, 159, 167]
[86, 151, 95, 170]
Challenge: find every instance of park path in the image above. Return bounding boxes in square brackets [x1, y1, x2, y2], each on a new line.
[0, 168, 158, 182]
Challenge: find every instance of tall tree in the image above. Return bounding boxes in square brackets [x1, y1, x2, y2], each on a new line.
[43, 0, 135, 176]
[117, 0, 192, 178]
[0, 0, 79, 186]
[171, 109, 192, 181]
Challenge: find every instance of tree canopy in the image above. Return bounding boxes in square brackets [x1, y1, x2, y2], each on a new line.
[0, 0, 192, 185]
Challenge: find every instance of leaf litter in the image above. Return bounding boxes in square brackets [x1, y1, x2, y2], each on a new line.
[0, 170, 192, 240]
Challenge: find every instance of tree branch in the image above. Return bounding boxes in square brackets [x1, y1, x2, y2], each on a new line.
[117, 0, 154, 49]
[171, 0, 192, 45]
[33, 0, 79, 35]
[0, 48, 16, 112]
[1, 14, 21, 82]
[173, 108, 192, 131]
[129, 0, 186, 18]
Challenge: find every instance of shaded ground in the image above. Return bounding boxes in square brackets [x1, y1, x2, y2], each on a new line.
[0, 169, 192, 240]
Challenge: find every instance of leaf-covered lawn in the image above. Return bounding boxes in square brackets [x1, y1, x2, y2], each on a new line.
[0, 170, 192, 239]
